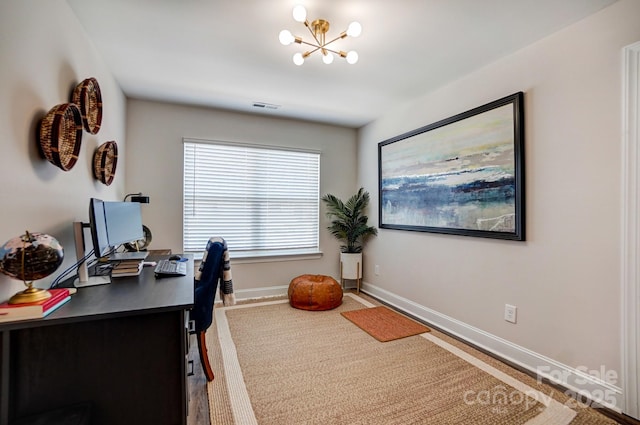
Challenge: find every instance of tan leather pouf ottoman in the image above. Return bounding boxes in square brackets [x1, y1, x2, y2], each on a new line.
[288, 274, 343, 311]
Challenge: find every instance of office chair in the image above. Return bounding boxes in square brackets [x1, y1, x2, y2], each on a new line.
[192, 239, 225, 381]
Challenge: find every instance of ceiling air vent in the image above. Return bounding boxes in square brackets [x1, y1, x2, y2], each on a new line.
[252, 102, 280, 110]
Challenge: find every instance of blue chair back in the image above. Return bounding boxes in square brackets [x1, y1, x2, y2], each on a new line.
[192, 240, 225, 333]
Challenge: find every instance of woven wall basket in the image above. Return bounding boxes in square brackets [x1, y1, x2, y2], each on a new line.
[93, 141, 118, 186]
[72, 77, 103, 134]
[39, 103, 83, 171]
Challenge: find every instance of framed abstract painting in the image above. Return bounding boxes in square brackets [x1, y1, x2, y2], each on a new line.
[378, 92, 525, 241]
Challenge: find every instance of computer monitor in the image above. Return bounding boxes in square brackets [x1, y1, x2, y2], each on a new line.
[74, 198, 113, 287]
[89, 197, 110, 258]
[88, 198, 146, 260]
[103, 201, 144, 246]
[103, 201, 148, 261]
[76, 198, 148, 287]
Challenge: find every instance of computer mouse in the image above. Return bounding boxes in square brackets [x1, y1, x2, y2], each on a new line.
[169, 255, 182, 261]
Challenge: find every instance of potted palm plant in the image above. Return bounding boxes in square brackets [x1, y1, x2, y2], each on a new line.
[322, 188, 377, 292]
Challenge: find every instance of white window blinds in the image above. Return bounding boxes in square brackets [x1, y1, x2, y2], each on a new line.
[183, 139, 320, 257]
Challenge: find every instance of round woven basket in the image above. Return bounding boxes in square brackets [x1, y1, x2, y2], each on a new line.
[93, 141, 118, 186]
[72, 77, 103, 134]
[39, 103, 83, 171]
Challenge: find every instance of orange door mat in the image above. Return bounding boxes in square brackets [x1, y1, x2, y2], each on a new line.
[341, 306, 430, 342]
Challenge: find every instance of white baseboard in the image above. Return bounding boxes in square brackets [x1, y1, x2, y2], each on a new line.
[231, 282, 360, 301]
[219, 285, 289, 302]
[360, 281, 623, 412]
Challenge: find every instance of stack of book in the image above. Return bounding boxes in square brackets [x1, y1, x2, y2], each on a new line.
[0, 288, 71, 323]
[111, 260, 143, 277]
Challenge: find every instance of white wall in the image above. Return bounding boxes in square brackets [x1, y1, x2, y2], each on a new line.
[125, 99, 357, 291]
[358, 0, 640, 409]
[0, 1, 127, 300]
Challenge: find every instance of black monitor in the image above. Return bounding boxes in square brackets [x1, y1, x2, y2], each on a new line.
[89, 198, 110, 258]
[75, 198, 147, 287]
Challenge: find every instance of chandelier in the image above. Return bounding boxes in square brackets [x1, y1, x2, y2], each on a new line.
[279, 5, 362, 66]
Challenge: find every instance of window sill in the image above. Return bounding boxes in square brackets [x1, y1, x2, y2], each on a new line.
[189, 249, 323, 264]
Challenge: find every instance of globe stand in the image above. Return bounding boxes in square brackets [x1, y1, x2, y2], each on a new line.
[9, 283, 52, 304]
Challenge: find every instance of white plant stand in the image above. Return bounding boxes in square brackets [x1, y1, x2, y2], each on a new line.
[340, 252, 362, 294]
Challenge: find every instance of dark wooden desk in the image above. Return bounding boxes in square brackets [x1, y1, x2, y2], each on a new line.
[0, 254, 194, 425]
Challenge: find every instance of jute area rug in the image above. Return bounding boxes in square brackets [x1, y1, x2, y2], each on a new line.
[207, 293, 618, 425]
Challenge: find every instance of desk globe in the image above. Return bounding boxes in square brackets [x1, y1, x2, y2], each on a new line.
[0, 231, 64, 304]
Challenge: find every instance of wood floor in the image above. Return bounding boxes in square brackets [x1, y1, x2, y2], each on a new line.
[187, 332, 211, 425]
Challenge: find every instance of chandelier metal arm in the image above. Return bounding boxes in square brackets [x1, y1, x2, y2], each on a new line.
[300, 44, 342, 59]
[320, 46, 347, 57]
[301, 48, 344, 60]
[297, 34, 348, 56]
[302, 46, 321, 59]
[303, 20, 323, 47]
[323, 32, 348, 48]
[298, 39, 321, 49]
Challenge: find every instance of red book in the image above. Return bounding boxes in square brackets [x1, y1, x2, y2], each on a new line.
[0, 288, 71, 323]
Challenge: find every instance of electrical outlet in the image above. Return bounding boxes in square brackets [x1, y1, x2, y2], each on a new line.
[504, 304, 517, 323]
[374, 265, 380, 275]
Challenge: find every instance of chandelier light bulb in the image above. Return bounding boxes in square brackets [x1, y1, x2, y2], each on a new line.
[346, 21, 362, 37]
[292, 5, 307, 23]
[346, 50, 359, 64]
[279, 30, 294, 46]
[322, 52, 334, 64]
[293, 52, 305, 66]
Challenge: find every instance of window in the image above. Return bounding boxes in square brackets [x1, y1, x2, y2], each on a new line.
[183, 139, 320, 258]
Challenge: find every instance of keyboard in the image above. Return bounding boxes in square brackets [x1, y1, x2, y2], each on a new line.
[154, 259, 188, 277]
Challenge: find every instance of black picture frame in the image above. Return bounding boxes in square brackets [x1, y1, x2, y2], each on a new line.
[378, 92, 525, 241]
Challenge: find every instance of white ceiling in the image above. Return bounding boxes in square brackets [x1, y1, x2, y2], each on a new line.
[66, 0, 617, 128]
